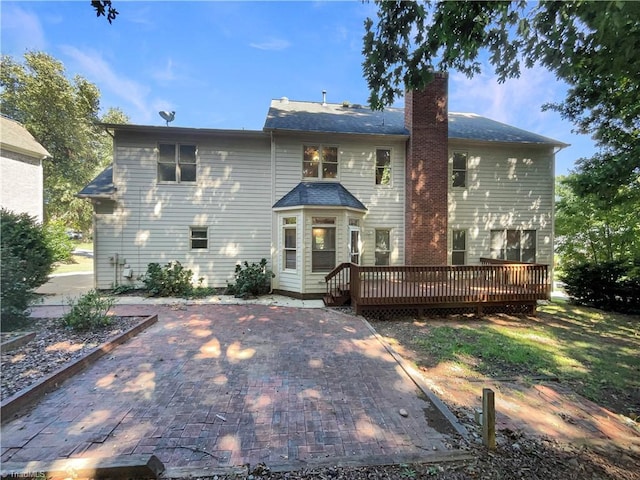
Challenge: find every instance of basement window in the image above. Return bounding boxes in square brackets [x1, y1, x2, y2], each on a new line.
[190, 227, 208, 249]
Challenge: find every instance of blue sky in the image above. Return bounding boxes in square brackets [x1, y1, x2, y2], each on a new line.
[2, 1, 595, 176]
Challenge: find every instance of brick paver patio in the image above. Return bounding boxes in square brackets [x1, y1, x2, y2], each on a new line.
[1, 305, 461, 469]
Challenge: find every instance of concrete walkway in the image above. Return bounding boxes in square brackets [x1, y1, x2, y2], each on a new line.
[1, 304, 462, 470]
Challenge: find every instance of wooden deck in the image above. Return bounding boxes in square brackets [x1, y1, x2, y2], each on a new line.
[324, 259, 550, 315]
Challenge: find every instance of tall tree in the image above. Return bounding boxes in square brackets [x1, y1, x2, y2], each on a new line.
[362, 1, 640, 195]
[0, 52, 126, 230]
[556, 175, 640, 267]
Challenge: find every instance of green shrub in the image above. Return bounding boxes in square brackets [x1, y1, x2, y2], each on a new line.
[1, 209, 55, 329]
[141, 261, 194, 297]
[43, 220, 74, 263]
[61, 290, 116, 331]
[226, 258, 274, 298]
[0, 247, 35, 330]
[111, 283, 137, 295]
[561, 259, 640, 314]
[190, 278, 216, 299]
[1, 209, 54, 289]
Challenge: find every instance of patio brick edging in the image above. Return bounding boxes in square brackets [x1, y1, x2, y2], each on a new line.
[0, 314, 158, 423]
[357, 315, 469, 440]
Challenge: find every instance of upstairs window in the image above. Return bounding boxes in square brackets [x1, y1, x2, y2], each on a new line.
[158, 143, 197, 183]
[303, 145, 338, 179]
[452, 151, 467, 187]
[490, 229, 536, 262]
[375, 149, 391, 185]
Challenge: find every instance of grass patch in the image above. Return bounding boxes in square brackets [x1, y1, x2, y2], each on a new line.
[416, 325, 561, 378]
[53, 254, 93, 274]
[51, 241, 93, 274]
[412, 301, 640, 416]
[72, 240, 93, 251]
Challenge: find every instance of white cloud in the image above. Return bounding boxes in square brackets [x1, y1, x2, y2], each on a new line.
[249, 38, 290, 51]
[59, 45, 151, 120]
[152, 58, 178, 83]
[1, 5, 46, 52]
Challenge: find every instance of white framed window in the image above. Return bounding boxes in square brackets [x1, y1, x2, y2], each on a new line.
[311, 217, 336, 272]
[158, 143, 197, 183]
[303, 145, 338, 179]
[452, 151, 467, 187]
[283, 217, 297, 270]
[490, 229, 536, 262]
[375, 229, 391, 266]
[375, 149, 391, 185]
[190, 227, 208, 249]
[348, 219, 361, 264]
[452, 229, 466, 265]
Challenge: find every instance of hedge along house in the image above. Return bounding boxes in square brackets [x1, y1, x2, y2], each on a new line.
[79, 75, 567, 297]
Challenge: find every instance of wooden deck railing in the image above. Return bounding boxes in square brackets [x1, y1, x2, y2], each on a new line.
[324, 262, 351, 300]
[327, 261, 550, 314]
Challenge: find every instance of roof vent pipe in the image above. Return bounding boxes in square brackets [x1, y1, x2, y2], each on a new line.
[322, 90, 327, 106]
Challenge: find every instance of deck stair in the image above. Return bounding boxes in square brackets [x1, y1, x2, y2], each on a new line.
[323, 283, 351, 307]
[324, 263, 352, 307]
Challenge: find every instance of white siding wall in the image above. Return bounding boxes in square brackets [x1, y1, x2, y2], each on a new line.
[271, 134, 407, 294]
[94, 131, 272, 289]
[447, 142, 555, 266]
[0, 152, 43, 223]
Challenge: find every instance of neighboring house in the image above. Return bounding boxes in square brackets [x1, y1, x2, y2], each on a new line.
[0, 115, 51, 223]
[79, 75, 567, 296]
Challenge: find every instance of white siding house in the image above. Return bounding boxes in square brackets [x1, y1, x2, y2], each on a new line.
[80, 81, 566, 296]
[0, 116, 50, 223]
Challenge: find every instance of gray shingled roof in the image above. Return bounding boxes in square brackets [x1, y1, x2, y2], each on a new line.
[273, 182, 367, 210]
[265, 100, 408, 136]
[264, 99, 567, 146]
[448, 113, 567, 145]
[77, 165, 115, 198]
[0, 115, 51, 158]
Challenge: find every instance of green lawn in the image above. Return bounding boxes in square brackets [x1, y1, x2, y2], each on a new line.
[52, 242, 94, 274]
[72, 241, 93, 252]
[412, 300, 640, 418]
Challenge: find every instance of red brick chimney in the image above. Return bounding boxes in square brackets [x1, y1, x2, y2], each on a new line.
[404, 73, 449, 265]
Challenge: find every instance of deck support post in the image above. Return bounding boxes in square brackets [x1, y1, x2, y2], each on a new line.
[482, 388, 496, 450]
[476, 303, 483, 317]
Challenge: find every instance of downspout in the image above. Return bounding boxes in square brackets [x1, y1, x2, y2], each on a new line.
[113, 252, 119, 287]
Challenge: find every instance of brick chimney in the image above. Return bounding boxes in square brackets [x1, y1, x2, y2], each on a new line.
[404, 73, 449, 265]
